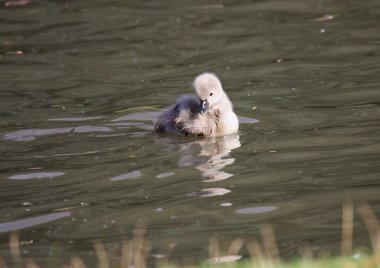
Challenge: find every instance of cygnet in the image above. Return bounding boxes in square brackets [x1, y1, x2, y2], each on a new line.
[154, 73, 239, 137]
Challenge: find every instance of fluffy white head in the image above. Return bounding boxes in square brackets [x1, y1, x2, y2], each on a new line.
[193, 72, 224, 107]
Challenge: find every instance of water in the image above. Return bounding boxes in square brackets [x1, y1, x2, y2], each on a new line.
[1, 0, 380, 265]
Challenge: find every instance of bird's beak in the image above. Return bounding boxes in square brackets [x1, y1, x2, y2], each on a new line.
[200, 99, 209, 114]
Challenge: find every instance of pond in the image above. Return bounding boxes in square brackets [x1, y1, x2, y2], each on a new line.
[1, 0, 380, 266]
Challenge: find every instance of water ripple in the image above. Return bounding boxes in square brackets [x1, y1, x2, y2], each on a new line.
[8, 172, 65, 180]
[0, 211, 70, 233]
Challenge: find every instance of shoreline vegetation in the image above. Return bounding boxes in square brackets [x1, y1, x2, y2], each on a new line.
[0, 202, 379, 268]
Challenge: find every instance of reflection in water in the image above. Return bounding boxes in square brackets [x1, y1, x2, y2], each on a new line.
[3, 127, 74, 141]
[48, 117, 105, 122]
[200, 187, 231, 197]
[8, 172, 65, 180]
[156, 172, 175, 179]
[184, 187, 231, 198]
[112, 112, 159, 122]
[73, 125, 112, 133]
[178, 134, 241, 182]
[110, 170, 142, 181]
[0, 212, 70, 234]
[207, 255, 243, 265]
[2, 125, 112, 141]
[155, 133, 241, 198]
[235, 206, 277, 215]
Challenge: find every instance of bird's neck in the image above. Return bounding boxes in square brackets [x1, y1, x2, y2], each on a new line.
[219, 93, 234, 111]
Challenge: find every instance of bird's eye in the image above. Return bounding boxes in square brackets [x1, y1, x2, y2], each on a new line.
[209, 93, 213, 96]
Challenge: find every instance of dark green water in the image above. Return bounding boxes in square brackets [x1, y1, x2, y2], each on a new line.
[1, 0, 380, 266]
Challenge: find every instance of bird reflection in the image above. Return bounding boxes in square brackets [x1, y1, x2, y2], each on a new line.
[177, 134, 241, 182]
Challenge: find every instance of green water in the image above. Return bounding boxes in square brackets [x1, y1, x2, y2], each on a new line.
[1, 0, 380, 266]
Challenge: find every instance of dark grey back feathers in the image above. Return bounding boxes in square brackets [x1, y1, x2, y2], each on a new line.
[154, 95, 201, 135]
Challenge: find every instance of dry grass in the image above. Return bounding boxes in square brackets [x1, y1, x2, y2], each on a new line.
[1, 203, 380, 268]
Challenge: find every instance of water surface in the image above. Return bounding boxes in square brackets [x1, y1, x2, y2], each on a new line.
[1, 0, 380, 266]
